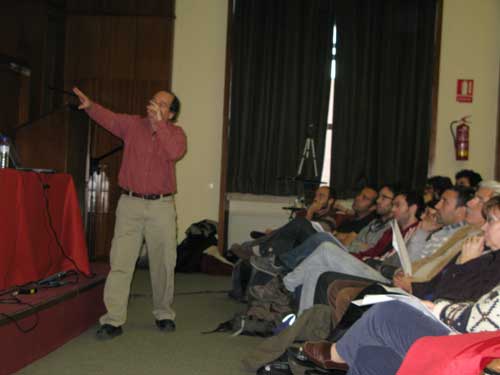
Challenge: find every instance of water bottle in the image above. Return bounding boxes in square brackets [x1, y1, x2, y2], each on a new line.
[0, 136, 10, 169]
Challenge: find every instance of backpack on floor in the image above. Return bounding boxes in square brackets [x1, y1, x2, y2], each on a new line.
[176, 220, 218, 273]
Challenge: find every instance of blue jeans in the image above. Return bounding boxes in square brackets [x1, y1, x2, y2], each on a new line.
[336, 301, 451, 375]
[278, 232, 334, 270]
[242, 216, 316, 256]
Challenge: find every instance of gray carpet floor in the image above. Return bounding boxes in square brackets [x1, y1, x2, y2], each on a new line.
[19, 271, 261, 375]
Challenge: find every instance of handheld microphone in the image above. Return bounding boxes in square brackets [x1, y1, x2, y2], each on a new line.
[37, 271, 67, 285]
[45, 281, 67, 288]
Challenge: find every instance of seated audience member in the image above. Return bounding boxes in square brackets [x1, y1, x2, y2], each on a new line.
[342, 185, 396, 253]
[455, 168, 483, 189]
[394, 180, 500, 292]
[229, 186, 336, 260]
[303, 284, 500, 374]
[333, 187, 378, 246]
[326, 191, 500, 332]
[281, 187, 472, 314]
[310, 192, 424, 308]
[250, 186, 395, 276]
[424, 175, 453, 203]
[302, 197, 500, 374]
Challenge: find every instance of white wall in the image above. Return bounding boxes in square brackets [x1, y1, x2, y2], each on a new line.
[431, 0, 500, 180]
[172, 0, 228, 236]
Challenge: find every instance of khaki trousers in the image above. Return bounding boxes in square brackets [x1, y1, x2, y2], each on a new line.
[100, 194, 177, 327]
[327, 279, 371, 323]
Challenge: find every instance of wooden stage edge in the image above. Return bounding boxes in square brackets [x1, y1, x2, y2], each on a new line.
[0, 262, 108, 375]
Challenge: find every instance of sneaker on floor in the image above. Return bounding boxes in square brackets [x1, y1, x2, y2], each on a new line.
[96, 324, 123, 340]
[250, 230, 266, 239]
[156, 319, 176, 332]
[250, 255, 284, 276]
[229, 243, 254, 260]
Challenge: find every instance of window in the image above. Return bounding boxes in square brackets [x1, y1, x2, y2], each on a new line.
[321, 26, 336, 186]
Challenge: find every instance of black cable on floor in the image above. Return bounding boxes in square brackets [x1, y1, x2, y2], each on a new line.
[0, 296, 39, 333]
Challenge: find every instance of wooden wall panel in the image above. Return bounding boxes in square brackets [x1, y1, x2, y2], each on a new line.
[15, 110, 68, 171]
[64, 16, 105, 82]
[103, 17, 137, 80]
[1, 1, 66, 119]
[135, 17, 173, 83]
[0, 1, 46, 119]
[66, 0, 174, 17]
[0, 68, 21, 135]
[14, 107, 88, 205]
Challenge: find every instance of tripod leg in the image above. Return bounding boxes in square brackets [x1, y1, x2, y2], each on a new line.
[310, 140, 318, 177]
[297, 139, 311, 176]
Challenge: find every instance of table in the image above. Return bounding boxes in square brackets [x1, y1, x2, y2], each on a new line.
[0, 169, 91, 290]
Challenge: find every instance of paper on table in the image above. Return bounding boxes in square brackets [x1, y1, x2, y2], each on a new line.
[391, 219, 413, 276]
[378, 284, 413, 297]
[351, 293, 452, 331]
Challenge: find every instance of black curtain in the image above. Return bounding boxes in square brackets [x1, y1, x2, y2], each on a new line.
[331, 0, 438, 197]
[228, 0, 335, 195]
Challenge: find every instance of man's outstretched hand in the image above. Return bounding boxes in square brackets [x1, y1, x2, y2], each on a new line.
[73, 87, 92, 110]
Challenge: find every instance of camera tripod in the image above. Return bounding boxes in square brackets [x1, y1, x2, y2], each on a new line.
[296, 132, 319, 178]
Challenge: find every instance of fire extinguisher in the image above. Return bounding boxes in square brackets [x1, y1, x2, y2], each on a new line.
[450, 115, 471, 161]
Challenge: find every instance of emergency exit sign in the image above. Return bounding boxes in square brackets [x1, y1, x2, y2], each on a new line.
[457, 79, 474, 103]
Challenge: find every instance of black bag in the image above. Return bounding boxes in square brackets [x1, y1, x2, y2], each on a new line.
[176, 220, 218, 273]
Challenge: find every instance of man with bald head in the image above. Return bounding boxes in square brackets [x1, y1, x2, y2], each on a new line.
[73, 87, 186, 339]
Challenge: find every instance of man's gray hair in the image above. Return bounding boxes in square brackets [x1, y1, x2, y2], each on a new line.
[480, 180, 500, 196]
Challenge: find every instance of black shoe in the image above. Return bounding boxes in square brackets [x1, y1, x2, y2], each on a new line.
[257, 351, 293, 374]
[156, 319, 176, 332]
[96, 324, 123, 340]
[250, 231, 266, 239]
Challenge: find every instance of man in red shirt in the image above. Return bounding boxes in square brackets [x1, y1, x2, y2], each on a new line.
[73, 87, 187, 339]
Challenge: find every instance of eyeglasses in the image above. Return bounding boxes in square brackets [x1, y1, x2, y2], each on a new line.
[380, 194, 394, 201]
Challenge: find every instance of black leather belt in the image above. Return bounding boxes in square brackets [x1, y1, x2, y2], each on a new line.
[122, 189, 172, 200]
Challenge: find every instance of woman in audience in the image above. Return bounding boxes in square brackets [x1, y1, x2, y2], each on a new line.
[302, 195, 500, 375]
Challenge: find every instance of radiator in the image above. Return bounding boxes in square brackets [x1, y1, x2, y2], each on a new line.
[226, 193, 296, 247]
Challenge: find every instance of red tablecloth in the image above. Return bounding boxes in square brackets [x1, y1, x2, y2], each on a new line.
[0, 169, 91, 290]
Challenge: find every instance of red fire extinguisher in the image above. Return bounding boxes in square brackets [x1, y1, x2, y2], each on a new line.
[450, 115, 471, 161]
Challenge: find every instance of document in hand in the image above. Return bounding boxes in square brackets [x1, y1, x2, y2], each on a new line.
[310, 221, 326, 233]
[391, 219, 413, 276]
[351, 292, 452, 332]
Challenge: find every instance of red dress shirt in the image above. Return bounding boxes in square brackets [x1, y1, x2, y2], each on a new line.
[86, 103, 187, 194]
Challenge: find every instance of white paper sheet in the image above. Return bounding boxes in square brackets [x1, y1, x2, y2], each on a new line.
[391, 219, 413, 276]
